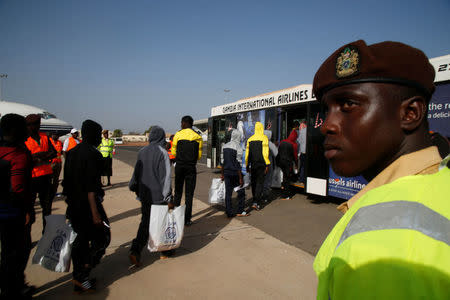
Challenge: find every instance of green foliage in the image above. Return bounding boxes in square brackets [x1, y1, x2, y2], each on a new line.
[112, 129, 123, 137]
[144, 126, 152, 134]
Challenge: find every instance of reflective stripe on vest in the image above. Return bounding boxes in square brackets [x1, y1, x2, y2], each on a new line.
[25, 133, 53, 178]
[337, 201, 450, 250]
[99, 139, 114, 158]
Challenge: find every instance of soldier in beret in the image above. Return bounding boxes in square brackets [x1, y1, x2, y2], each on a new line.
[312, 40, 449, 299]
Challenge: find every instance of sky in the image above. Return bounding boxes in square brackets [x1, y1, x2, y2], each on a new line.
[0, 0, 449, 134]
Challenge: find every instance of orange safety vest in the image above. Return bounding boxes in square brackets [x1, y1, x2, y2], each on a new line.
[25, 132, 53, 178]
[168, 140, 175, 160]
[67, 137, 79, 151]
[50, 138, 63, 163]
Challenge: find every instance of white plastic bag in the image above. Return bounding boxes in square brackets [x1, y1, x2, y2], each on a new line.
[148, 205, 186, 252]
[271, 166, 283, 188]
[243, 173, 251, 187]
[32, 214, 77, 272]
[208, 178, 225, 205]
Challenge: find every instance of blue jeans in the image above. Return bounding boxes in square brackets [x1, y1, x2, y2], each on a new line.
[224, 174, 245, 216]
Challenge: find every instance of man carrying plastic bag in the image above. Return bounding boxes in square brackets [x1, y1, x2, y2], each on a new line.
[129, 126, 176, 265]
[63, 120, 111, 294]
[32, 214, 77, 272]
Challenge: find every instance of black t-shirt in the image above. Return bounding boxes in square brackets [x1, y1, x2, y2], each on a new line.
[63, 142, 104, 220]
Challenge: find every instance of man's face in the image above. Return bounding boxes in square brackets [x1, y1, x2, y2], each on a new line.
[103, 132, 108, 138]
[72, 132, 79, 139]
[320, 83, 404, 178]
[27, 121, 40, 136]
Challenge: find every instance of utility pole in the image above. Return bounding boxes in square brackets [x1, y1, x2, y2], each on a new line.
[0, 74, 7, 101]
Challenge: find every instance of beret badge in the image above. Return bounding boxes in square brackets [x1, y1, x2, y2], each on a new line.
[336, 46, 359, 78]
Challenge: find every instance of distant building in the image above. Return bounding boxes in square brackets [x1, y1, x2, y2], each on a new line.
[122, 134, 147, 143]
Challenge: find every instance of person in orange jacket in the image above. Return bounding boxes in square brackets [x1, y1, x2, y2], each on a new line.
[50, 132, 63, 201]
[166, 134, 176, 164]
[24, 114, 56, 233]
[63, 128, 81, 157]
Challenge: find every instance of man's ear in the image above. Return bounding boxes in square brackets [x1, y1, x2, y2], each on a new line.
[400, 96, 427, 131]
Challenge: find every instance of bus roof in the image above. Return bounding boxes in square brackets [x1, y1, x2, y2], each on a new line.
[211, 55, 449, 118]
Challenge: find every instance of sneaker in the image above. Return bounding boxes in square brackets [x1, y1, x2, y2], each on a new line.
[281, 196, 292, 201]
[73, 279, 96, 294]
[236, 211, 249, 217]
[185, 220, 193, 226]
[252, 203, 260, 210]
[128, 252, 141, 267]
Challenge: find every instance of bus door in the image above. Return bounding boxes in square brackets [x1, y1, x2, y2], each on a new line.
[209, 117, 225, 168]
[209, 116, 237, 168]
[281, 105, 308, 187]
[305, 103, 328, 196]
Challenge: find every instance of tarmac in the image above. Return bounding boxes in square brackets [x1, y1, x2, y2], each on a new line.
[26, 158, 324, 299]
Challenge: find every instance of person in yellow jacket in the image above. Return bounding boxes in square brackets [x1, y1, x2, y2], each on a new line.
[245, 122, 270, 210]
[312, 40, 450, 299]
[98, 130, 115, 186]
[172, 115, 202, 226]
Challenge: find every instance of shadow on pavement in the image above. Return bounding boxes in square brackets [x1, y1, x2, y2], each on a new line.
[103, 181, 130, 191]
[36, 201, 231, 298]
[108, 207, 141, 224]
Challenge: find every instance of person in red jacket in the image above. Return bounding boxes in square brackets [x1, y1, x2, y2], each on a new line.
[24, 114, 56, 232]
[277, 127, 299, 200]
[0, 114, 34, 299]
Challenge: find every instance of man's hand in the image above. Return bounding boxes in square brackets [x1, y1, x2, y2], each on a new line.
[92, 211, 102, 226]
[239, 176, 244, 187]
[220, 175, 224, 181]
[246, 166, 251, 174]
[168, 202, 175, 210]
[264, 166, 269, 174]
[25, 213, 31, 226]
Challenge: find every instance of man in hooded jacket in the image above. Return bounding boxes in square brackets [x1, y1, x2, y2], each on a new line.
[129, 126, 174, 265]
[221, 129, 247, 217]
[63, 120, 110, 294]
[277, 129, 298, 200]
[245, 122, 270, 210]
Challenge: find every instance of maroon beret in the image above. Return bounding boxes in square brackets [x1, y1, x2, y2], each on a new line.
[25, 114, 41, 124]
[313, 40, 435, 100]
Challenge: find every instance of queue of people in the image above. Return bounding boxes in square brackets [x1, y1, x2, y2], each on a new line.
[0, 114, 115, 297]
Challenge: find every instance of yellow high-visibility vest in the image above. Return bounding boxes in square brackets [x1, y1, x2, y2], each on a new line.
[98, 138, 114, 158]
[314, 164, 450, 300]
